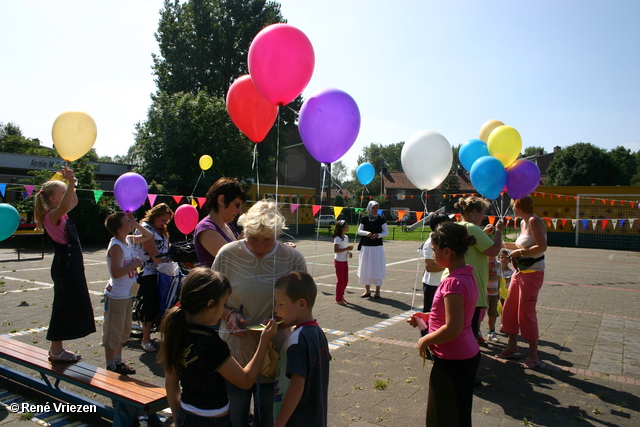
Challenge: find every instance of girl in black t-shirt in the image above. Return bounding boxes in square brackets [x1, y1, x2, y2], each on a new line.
[159, 268, 277, 427]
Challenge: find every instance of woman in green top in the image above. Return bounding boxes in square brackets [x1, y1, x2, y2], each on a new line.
[448, 196, 505, 343]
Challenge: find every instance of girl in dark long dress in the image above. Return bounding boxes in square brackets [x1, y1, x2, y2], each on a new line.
[34, 167, 95, 363]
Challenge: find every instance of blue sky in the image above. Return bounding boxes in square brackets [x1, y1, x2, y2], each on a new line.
[1, 0, 638, 173]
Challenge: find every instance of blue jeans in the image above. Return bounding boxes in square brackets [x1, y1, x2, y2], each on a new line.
[226, 381, 275, 427]
[176, 408, 232, 427]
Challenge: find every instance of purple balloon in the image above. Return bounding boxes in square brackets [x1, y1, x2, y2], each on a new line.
[506, 159, 541, 199]
[114, 172, 148, 212]
[299, 88, 361, 163]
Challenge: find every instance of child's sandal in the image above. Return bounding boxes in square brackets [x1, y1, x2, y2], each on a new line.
[48, 350, 82, 364]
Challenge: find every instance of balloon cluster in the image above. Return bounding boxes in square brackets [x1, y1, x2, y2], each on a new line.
[226, 24, 360, 164]
[460, 120, 540, 200]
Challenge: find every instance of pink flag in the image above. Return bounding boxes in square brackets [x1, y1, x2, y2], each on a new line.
[290, 204, 300, 213]
[148, 194, 157, 207]
[23, 185, 35, 198]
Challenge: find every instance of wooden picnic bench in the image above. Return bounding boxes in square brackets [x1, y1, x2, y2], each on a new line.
[0, 335, 168, 426]
[12, 228, 45, 260]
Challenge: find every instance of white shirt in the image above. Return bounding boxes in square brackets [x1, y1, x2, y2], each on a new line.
[421, 238, 443, 287]
[333, 235, 350, 262]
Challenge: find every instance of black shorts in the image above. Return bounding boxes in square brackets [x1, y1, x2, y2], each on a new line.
[136, 273, 158, 322]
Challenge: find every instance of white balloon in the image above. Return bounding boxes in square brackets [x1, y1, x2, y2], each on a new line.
[401, 130, 453, 190]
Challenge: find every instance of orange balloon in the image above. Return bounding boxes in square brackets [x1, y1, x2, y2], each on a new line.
[51, 111, 97, 161]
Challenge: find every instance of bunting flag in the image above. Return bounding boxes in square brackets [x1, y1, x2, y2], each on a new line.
[551, 218, 558, 229]
[148, 194, 157, 207]
[601, 199, 606, 204]
[631, 202, 636, 209]
[290, 203, 300, 213]
[571, 219, 577, 229]
[561, 219, 567, 228]
[612, 219, 617, 229]
[379, 209, 384, 216]
[582, 219, 588, 230]
[601, 219, 609, 230]
[416, 211, 424, 221]
[591, 198, 595, 204]
[544, 217, 552, 228]
[93, 190, 104, 204]
[172, 195, 182, 204]
[454, 214, 461, 221]
[630, 219, 635, 228]
[619, 219, 625, 228]
[488, 215, 496, 225]
[333, 206, 344, 218]
[312, 205, 322, 216]
[191, 198, 198, 208]
[355, 208, 363, 213]
[610, 200, 615, 206]
[23, 185, 35, 198]
[591, 219, 597, 230]
[397, 210, 406, 220]
[0, 183, 5, 197]
[197, 197, 206, 209]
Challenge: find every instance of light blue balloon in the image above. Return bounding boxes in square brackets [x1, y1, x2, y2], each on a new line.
[470, 156, 506, 200]
[459, 139, 490, 172]
[356, 162, 375, 185]
[0, 204, 20, 242]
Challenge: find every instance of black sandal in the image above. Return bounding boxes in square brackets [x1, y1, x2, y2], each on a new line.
[360, 292, 371, 298]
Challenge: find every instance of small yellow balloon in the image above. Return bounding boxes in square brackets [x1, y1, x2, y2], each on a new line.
[199, 155, 213, 171]
[478, 119, 504, 142]
[51, 112, 97, 162]
[487, 126, 522, 168]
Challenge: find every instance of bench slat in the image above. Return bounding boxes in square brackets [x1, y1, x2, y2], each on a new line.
[0, 336, 166, 406]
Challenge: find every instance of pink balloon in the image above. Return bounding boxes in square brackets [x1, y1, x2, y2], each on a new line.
[174, 204, 199, 235]
[248, 24, 314, 106]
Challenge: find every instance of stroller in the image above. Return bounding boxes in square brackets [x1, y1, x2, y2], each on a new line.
[131, 240, 197, 336]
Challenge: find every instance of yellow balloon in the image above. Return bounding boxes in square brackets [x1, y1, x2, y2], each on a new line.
[478, 119, 504, 142]
[51, 112, 97, 162]
[487, 126, 522, 168]
[199, 155, 213, 171]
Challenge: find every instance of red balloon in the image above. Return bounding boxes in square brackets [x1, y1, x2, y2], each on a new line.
[226, 75, 278, 143]
[174, 204, 199, 235]
[248, 24, 314, 106]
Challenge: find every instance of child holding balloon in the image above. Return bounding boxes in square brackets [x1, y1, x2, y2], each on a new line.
[34, 167, 96, 363]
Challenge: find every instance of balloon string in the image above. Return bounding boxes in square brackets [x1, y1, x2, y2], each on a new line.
[190, 170, 204, 201]
[272, 110, 282, 319]
[353, 186, 366, 245]
[311, 165, 328, 277]
[410, 189, 430, 311]
[253, 144, 260, 199]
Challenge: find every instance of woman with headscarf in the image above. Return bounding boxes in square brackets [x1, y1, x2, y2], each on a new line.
[357, 201, 388, 299]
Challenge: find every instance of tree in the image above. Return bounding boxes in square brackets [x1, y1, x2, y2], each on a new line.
[134, 0, 298, 192]
[135, 91, 258, 194]
[523, 146, 546, 157]
[0, 122, 56, 157]
[357, 142, 404, 173]
[153, 0, 285, 99]
[608, 146, 636, 186]
[632, 150, 640, 186]
[546, 143, 617, 186]
[331, 160, 348, 186]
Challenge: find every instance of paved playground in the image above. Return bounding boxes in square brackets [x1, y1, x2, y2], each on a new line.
[1, 236, 639, 426]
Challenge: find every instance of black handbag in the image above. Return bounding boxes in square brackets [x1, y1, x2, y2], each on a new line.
[513, 255, 544, 270]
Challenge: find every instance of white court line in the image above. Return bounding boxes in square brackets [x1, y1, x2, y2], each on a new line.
[0, 276, 104, 296]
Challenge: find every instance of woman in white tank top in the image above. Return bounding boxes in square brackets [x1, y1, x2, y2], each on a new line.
[497, 195, 547, 369]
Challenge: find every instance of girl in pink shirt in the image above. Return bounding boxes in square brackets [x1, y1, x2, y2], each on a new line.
[34, 168, 95, 363]
[416, 222, 480, 427]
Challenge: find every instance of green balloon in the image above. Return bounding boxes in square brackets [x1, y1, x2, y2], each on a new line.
[0, 204, 20, 241]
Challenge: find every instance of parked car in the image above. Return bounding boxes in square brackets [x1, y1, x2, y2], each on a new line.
[315, 215, 336, 228]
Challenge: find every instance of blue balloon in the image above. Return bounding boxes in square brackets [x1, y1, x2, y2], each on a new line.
[0, 204, 20, 242]
[356, 162, 375, 185]
[459, 139, 490, 172]
[470, 156, 506, 200]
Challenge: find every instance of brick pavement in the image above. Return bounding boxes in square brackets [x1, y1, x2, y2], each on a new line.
[0, 237, 639, 426]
